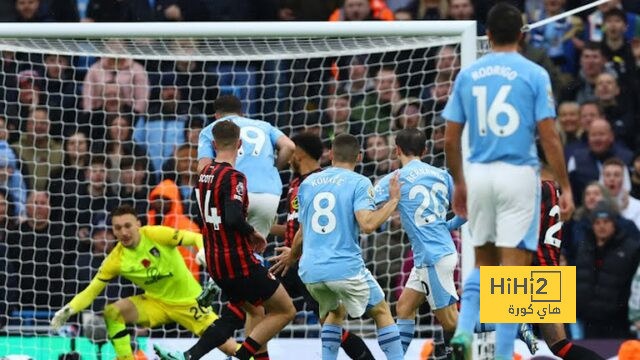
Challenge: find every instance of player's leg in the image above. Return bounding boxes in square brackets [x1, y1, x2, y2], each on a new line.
[307, 281, 345, 360]
[241, 303, 268, 358]
[396, 267, 426, 354]
[539, 323, 604, 360]
[493, 163, 540, 360]
[111, 295, 169, 360]
[425, 253, 460, 355]
[247, 193, 280, 238]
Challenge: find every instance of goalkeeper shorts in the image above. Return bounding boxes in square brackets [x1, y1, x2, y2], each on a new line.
[405, 253, 459, 310]
[128, 294, 218, 336]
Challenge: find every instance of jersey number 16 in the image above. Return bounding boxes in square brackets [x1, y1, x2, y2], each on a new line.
[472, 85, 520, 137]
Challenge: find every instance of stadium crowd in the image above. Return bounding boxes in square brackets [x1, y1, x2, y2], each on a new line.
[2, 0, 640, 350]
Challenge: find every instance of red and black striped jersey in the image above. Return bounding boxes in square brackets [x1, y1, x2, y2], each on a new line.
[196, 162, 260, 280]
[284, 169, 321, 247]
[534, 180, 563, 266]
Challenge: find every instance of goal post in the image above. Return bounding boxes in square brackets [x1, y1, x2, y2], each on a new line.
[0, 20, 477, 359]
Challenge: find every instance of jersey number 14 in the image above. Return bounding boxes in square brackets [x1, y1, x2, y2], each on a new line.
[194, 189, 223, 229]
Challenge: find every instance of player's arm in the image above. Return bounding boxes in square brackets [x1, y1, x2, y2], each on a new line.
[275, 134, 295, 170]
[143, 225, 204, 250]
[51, 255, 118, 330]
[355, 173, 400, 234]
[269, 225, 302, 276]
[447, 215, 467, 231]
[224, 172, 267, 252]
[270, 223, 286, 237]
[197, 124, 215, 173]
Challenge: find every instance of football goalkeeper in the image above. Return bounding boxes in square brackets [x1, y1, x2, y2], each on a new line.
[51, 205, 238, 360]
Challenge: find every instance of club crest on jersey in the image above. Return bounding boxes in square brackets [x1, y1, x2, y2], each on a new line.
[291, 195, 299, 211]
[141, 259, 151, 268]
[368, 186, 375, 200]
[149, 247, 160, 257]
[235, 182, 244, 201]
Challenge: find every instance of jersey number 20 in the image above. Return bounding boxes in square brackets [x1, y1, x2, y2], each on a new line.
[472, 85, 520, 137]
[409, 183, 448, 226]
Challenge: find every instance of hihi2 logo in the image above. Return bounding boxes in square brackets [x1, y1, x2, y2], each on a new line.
[480, 266, 575, 323]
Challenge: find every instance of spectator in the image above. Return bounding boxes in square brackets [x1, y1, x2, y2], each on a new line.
[12, 106, 64, 192]
[321, 92, 360, 142]
[632, 152, 640, 199]
[133, 82, 187, 177]
[205, 0, 279, 21]
[6, 191, 72, 311]
[162, 144, 200, 221]
[576, 200, 640, 339]
[0, 188, 17, 327]
[339, 56, 374, 106]
[557, 101, 583, 147]
[423, 115, 445, 168]
[579, 99, 604, 135]
[601, 158, 640, 229]
[423, 72, 452, 117]
[448, 0, 484, 35]
[82, 55, 149, 114]
[14, 0, 49, 22]
[277, 0, 339, 20]
[85, 0, 153, 22]
[49, 131, 89, 221]
[116, 156, 150, 224]
[601, 8, 639, 95]
[583, 0, 640, 44]
[560, 42, 616, 104]
[393, 7, 412, 19]
[404, 0, 447, 20]
[518, 38, 571, 96]
[4, 69, 48, 141]
[568, 118, 632, 205]
[0, 117, 26, 217]
[184, 116, 204, 146]
[360, 134, 395, 182]
[42, 54, 79, 136]
[351, 67, 402, 136]
[630, 263, 640, 334]
[147, 178, 200, 281]
[329, 0, 394, 21]
[432, 45, 460, 86]
[391, 97, 423, 131]
[594, 72, 637, 148]
[527, 0, 582, 74]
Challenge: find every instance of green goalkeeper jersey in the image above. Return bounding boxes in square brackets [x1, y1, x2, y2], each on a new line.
[68, 226, 204, 312]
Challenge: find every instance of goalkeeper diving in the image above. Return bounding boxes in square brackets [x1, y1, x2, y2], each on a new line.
[51, 205, 238, 359]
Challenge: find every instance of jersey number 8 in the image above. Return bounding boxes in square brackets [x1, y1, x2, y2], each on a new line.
[472, 85, 520, 137]
[311, 192, 337, 234]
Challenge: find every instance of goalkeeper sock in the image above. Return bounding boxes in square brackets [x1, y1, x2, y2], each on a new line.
[376, 324, 403, 360]
[104, 304, 133, 360]
[254, 351, 270, 360]
[550, 339, 604, 360]
[456, 268, 480, 337]
[340, 330, 374, 360]
[235, 336, 261, 360]
[396, 318, 414, 354]
[321, 324, 341, 360]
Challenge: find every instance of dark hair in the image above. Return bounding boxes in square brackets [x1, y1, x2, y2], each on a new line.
[487, 2, 523, 46]
[582, 41, 603, 53]
[579, 99, 604, 115]
[111, 204, 138, 219]
[89, 154, 108, 167]
[292, 132, 323, 161]
[395, 128, 427, 157]
[332, 133, 361, 163]
[214, 95, 243, 115]
[212, 120, 240, 150]
[119, 155, 148, 171]
[603, 8, 627, 24]
[30, 105, 49, 117]
[603, 157, 626, 169]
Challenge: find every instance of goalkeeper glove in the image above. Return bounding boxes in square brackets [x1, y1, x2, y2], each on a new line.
[197, 279, 221, 308]
[51, 305, 75, 331]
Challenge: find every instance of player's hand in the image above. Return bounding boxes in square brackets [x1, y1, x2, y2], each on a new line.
[558, 189, 575, 221]
[452, 182, 467, 219]
[388, 171, 402, 201]
[249, 231, 267, 254]
[51, 305, 73, 331]
[195, 248, 206, 267]
[268, 246, 294, 276]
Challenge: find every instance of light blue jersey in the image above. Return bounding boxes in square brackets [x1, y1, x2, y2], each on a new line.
[297, 167, 376, 284]
[442, 52, 556, 166]
[198, 115, 285, 196]
[374, 160, 456, 266]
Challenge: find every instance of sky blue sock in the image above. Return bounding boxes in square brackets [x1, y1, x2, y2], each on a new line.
[396, 318, 414, 354]
[474, 313, 496, 333]
[495, 322, 518, 360]
[456, 268, 480, 337]
[377, 324, 404, 360]
[321, 324, 342, 360]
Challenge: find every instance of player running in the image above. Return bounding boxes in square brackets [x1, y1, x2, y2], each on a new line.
[269, 132, 375, 360]
[273, 134, 404, 360]
[443, 3, 574, 359]
[197, 94, 295, 238]
[155, 120, 296, 360]
[50, 205, 238, 360]
[374, 128, 464, 357]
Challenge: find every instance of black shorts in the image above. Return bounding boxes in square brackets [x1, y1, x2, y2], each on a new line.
[216, 265, 280, 306]
[280, 263, 319, 316]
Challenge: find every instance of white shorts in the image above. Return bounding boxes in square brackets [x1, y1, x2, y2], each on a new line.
[247, 192, 280, 238]
[466, 161, 540, 251]
[406, 253, 459, 310]
[305, 268, 385, 319]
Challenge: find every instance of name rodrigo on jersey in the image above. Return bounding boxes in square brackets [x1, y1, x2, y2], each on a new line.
[471, 65, 518, 81]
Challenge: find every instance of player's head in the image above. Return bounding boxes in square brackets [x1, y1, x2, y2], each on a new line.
[212, 120, 241, 153]
[110, 205, 141, 249]
[214, 94, 243, 118]
[331, 133, 361, 166]
[486, 2, 523, 47]
[395, 128, 427, 160]
[290, 132, 323, 174]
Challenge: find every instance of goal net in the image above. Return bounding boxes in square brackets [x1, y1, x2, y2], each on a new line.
[0, 21, 477, 359]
